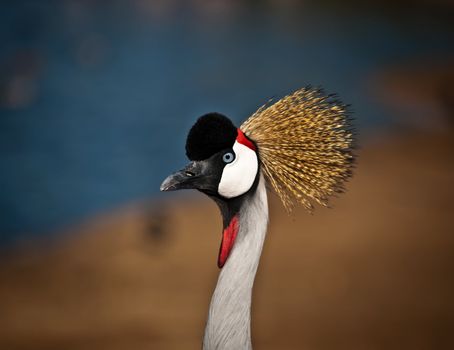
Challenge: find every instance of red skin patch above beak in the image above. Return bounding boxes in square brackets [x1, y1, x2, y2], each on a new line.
[236, 128, 256, 151]
[218, 215, 239, 268]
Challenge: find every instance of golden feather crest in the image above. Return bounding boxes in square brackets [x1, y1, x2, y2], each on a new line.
[241, 87, 355, 212]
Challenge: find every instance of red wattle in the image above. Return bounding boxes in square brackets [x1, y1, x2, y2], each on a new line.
[236, 128, 256, 151]
[218, 215, 239, 268]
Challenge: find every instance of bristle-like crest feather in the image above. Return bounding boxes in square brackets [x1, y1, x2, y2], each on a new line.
[241, 87, 355, 212]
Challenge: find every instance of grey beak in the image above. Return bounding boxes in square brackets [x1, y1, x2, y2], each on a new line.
[160, 168, 195, 192]
[160, 160, 220, 194]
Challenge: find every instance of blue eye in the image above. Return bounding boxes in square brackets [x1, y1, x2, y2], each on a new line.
[222, 151, 235, 164]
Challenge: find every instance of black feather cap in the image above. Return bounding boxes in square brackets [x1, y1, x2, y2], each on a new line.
[186, 113, 237, 161]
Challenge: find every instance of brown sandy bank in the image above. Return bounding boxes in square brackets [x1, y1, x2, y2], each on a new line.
[0, 131, 453, 350]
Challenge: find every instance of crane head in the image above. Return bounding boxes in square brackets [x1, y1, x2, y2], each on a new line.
[160, 113, 259, 200]
[160, 113, 260, 268]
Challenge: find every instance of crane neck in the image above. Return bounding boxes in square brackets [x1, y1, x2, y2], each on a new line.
[203, 173, 268, 350]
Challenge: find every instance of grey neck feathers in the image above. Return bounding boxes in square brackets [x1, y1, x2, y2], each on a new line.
[203, 173, 269, 350]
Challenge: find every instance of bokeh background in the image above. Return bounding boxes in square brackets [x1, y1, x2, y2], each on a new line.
[0, 1, 453, 349]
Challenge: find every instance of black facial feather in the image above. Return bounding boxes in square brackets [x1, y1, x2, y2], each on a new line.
[185, 113, 237, 161]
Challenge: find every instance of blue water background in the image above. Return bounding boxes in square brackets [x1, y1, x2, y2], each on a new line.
[1, 2, 453, 242]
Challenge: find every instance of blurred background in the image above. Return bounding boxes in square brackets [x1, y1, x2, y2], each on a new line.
[0, 0, 453, 349]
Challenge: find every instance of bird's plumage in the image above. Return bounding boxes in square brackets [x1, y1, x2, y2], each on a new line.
[186, 112, 238, 161]
[161, 86, 356, 350]
[241, 87, 355, 211]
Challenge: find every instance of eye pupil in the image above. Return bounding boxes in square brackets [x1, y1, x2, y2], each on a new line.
[223, 152, 235, 163]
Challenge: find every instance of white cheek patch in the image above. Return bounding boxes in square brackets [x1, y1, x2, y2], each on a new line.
[218, 141, 258, 198]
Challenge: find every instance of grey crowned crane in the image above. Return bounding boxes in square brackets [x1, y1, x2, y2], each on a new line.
[160, 88, 355, 349]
